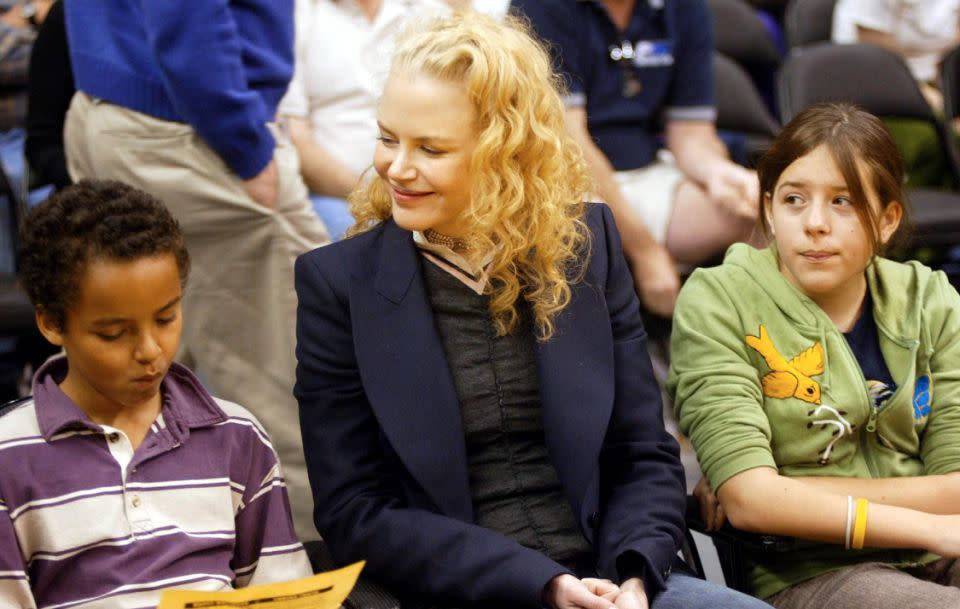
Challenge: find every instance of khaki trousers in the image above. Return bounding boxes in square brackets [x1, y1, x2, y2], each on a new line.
[768, 559, 960, 609]
[64, 92, 329, 540]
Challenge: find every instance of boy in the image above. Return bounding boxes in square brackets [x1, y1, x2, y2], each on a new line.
[0, 180, 312, 607]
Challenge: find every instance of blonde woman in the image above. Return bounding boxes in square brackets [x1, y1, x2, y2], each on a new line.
[294, 12, 768, 609]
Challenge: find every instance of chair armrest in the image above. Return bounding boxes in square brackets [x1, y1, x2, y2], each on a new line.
[303, 540, 401, 609]
[685, 495, 795, 553]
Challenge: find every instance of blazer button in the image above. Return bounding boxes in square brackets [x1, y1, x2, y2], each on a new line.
[587, 511, 600, 529]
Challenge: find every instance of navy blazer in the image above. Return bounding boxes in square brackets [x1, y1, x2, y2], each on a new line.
[294, 204, 686, 607]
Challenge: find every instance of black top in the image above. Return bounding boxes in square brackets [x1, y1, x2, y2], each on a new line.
[421, 257, 594, 569]
[844, 292, 897, 410]
[26, 0, 72, 189]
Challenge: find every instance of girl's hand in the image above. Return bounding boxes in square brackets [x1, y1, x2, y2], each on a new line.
[544, 574, 618, 609]
[611, 577, 649, 609]
[693, 476, 726, 531]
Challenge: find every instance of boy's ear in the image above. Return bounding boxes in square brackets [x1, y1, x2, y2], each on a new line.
[763, 192, 774, 235]
[35, 309, 65, 347]
[877, 200, 903, 245]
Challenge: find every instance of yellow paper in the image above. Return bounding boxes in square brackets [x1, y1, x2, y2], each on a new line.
[157, 561, 364, 609]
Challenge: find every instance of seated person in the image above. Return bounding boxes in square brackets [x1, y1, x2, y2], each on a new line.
[2, 179, 311, 607]
[509, 0, 759, 317]
[278, 0, 448, 240]
[669, 103, 960, 608]
[295, 12, 771, 609]
[833, 0, 960, 111]
[831, 0, 960, 188]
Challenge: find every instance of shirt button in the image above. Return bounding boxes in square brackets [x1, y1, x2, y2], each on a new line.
[131, 495, 142, 508]
[107, 433, 120, 443]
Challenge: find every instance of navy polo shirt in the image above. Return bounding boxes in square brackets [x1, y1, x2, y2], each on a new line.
[510, 0, 716, 171]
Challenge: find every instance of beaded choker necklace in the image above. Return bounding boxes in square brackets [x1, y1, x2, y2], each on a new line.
[424, 228, 468, 252]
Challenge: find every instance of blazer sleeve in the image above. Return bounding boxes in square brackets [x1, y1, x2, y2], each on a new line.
[293, 248, 567, 608]
[591, 205, 687, 598]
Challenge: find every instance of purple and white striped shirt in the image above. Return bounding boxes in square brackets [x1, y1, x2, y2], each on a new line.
[0, 358, 312, 609]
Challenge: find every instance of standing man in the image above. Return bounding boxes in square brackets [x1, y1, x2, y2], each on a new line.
[62, 1, 329, 540]
[511, 0, 759, 317]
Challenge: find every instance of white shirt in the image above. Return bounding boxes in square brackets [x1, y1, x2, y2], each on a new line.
[832, 0, 960, 82]
[278, 0, 449, 176]
[471, 0, 509, 17]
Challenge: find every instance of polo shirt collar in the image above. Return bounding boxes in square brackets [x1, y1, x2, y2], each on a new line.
[32, 356, 227, 441]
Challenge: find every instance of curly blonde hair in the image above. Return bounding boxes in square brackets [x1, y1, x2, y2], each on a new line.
[348, 11, 593, 340]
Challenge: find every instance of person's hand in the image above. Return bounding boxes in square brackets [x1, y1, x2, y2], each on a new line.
[704, 161, 760, 222]
[544, 574, 618, 609]
[1, 0, 54, 28]
[625, 241, 681, 318]
[610, 577, 649, 609]
[693, 476, 726, 531]
[35, 0, 54, 24]
[582, 578, 620, 602]
[241, 159, 279, 210]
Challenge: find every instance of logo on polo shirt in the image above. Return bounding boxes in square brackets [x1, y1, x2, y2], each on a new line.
[632, 40, 674, 68]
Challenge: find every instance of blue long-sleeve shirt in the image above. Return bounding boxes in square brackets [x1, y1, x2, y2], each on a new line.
[65, 0, 293, 179]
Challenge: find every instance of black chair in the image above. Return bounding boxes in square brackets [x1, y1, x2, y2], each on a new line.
[0, 161, 34, 336]
[304, 540, 400, 609]
[940, 45, 960, 122]
[714, 53, 780, 167]
[0, 157, 53, 402]
[708, 0, 782, 71]
[684, 496, 795, 594]
[778, 42, 960, 248]
[784, 0, 837, 49]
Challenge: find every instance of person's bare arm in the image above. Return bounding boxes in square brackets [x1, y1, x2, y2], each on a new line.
[853, 24, 955, 109]
[285, 115, 360, 199]
[564, 106, 680, 316]
[698, 471, 960, 531]
[790, 473, 960, 515]
[664, 120, 758, 221]
[716, 467, 960, 556]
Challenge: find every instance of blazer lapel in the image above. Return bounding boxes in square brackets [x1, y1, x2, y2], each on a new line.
[353, 222, 473, 521]
[536, 279, 614, 521]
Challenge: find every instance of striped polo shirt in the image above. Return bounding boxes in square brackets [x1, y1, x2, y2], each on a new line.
[0, 357, 312, 608]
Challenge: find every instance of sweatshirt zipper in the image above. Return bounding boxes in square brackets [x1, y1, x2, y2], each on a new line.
[834, 330, 881, 477]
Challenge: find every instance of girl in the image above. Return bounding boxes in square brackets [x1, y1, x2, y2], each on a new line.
[669, 102, 960, 608]
[294, 11, 768, 609]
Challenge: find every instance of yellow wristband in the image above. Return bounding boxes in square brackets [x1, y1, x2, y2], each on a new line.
[851, 498, 869, 549]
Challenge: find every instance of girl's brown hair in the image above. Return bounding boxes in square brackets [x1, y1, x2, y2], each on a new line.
[757, 102, 910, 254]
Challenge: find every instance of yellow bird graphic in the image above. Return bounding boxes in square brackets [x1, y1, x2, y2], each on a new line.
[745, 325, 824, 404]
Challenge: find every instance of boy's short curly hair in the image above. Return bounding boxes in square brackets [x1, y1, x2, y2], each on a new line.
[17, 179, 190, 331]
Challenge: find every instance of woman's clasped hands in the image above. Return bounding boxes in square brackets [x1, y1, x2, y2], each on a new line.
[544, 574, 649, 609]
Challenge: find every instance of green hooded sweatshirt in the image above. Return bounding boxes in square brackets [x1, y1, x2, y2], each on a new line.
[668, 244, 960, 599]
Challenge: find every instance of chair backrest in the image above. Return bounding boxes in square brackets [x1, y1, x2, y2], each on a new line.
[714, 53, 780, 166]
[784, 0, 837, 48]
[941, 45, 960, 120]
[714, 53, 780, 137]
[708, 0, 782, 68]
[0, 160, 34, 336]
[778, 42, 960, 186]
